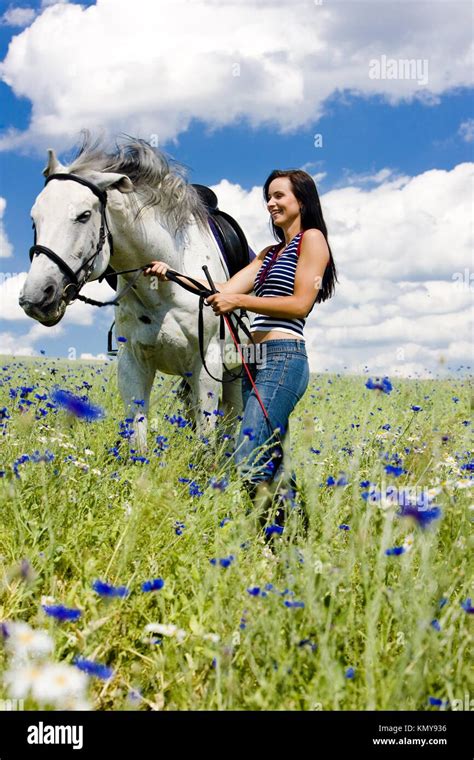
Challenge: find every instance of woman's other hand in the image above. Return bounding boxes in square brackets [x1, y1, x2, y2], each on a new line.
[205, 293, 242, 315]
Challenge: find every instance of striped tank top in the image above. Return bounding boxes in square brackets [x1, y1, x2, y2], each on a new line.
[250, 230, 306, 339]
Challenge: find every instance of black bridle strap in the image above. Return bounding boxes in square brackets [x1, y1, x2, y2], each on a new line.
[29, 172, 111, 299]
[45, 172, 108, 206]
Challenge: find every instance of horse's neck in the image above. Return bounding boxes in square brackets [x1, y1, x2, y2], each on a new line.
[108, 192, 185, 270]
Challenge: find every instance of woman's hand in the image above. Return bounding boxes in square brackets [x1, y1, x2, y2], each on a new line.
[143, 261, 170, 280]
[206, 293, 242, 315]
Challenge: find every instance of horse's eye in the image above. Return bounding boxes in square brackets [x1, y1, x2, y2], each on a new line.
[76, 210, 92, 223]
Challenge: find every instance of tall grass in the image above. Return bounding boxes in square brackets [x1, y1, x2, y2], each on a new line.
[0, 356, 472, 710]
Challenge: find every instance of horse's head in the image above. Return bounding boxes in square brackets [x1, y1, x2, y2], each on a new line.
[19, 149, 134, 326]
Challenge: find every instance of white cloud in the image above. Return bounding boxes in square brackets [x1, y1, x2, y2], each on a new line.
[0, 197, 13, 258]
[0, 0, 472, 151]
[459, 118, 474, 143]
[1, 7, 37, 28]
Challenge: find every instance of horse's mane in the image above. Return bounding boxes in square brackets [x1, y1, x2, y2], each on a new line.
[67, 131, 210, 237]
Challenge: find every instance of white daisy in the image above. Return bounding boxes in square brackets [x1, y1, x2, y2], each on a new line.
[32, 663, 88, 706]
[4, 621, 54, 662]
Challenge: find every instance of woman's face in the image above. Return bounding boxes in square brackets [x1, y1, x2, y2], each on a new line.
[267, 177, 301, 227]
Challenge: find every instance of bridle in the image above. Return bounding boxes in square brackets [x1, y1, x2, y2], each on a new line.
[29, 173, 114, 303]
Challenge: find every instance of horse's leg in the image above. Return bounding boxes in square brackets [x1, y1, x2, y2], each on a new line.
[117, 344, 155, 455]
[189, 347, 223, 442]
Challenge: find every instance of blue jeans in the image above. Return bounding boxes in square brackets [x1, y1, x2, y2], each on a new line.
[234, 339, 309, 487]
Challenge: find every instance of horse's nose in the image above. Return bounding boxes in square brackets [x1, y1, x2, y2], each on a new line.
[19, 282, 58, 310]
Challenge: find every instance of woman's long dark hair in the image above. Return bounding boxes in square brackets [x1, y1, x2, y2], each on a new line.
[263, 169, 338, 303]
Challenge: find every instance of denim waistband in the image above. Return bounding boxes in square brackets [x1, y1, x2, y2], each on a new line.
[242, 339, 307, 356]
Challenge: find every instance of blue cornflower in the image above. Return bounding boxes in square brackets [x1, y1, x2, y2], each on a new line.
[265, 524, 284, 537]
[117, 336, 127, 343]
[155, 435, 169, 450]
[385, 546, 406, 556]
[189, 480, 203, 497]
[175, 521, 186, 535]
[210, 477, 228, 491]
[339, 524, 350, 531]
[460, 598, 474, 614]
[42, 604, 81, 621]
[284, 600, 305, 608]
[431, 619, 441, 631]
[209, 555, 235, 568]
[247, 587, 261, 596]
[243, 427, 255, 440]
[385, 464, 406, 477]
[74, 657, 113, 680]
[428, 697, 444, 707]
[345, 667, 355, 679]
[397, 504, 442, 529]
[411, 405, 422, 412]
[141, 578, 164, 592]
[50, 387, 105, 421]
[439, 597, 448, 609]
[219, 517, 231, 527]
[92, 579, 129, 598]
[365, 377, 392, 394]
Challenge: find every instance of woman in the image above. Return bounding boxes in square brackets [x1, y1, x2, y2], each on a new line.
[144, 169, 337, 522]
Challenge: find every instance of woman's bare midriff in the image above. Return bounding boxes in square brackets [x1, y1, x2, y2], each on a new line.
[247, 330, 304, 344]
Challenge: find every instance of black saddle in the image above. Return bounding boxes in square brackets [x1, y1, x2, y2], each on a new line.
[101, 183, 254, 291]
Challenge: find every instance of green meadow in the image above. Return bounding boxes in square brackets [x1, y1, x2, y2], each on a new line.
[0, 355, 472, 711]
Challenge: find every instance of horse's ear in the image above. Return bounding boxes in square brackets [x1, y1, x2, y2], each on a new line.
[43, 148, 66, 177]
[88, 171, 134, 194]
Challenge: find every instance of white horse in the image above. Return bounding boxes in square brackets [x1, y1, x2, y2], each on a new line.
[19, 136, 294, 505]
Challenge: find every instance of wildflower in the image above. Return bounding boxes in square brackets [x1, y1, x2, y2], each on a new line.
[439, 597, 448, 609]
[284, 600, 305, 608]
[219, 517, 231, 527]
[144, 623, 186, 642]
[460, 598, 474, 614]
[431, 619, 441, 632]
[365, 377, 392, 394]
[32, 663, 88, 706]
[42, 605, 82, 622]
[175, 521, 186, 535]
[50, 387, 105, 421]
[385, 546, 406, 556]
[209, 555, 235, 568]
[141, 578, 164, 592]
[397, 504, 442, 529]
[247, 587, 261, 596]
[210, 477, 228, 491]
[243, 427, 255, 440]
[345, 667, 355, 679]
[385, 465, 406, 477]
[73, 657, 113, 680]
[117, 336, 127, 343]
[411, 405, 422, 412]
[339, 524, 350, 531]
[3, 621, 53, 662]
[92, 580, 130, 598]
[428, 696, 445, 707]
[265, 524, 284, 537]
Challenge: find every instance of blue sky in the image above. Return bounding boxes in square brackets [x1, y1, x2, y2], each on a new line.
[0, 0, 472, 376]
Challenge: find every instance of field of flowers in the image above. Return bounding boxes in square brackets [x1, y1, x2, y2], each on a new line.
[0, 355, 472, 711]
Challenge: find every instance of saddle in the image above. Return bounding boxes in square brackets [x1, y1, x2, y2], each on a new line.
[101, 183, 255, 291]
